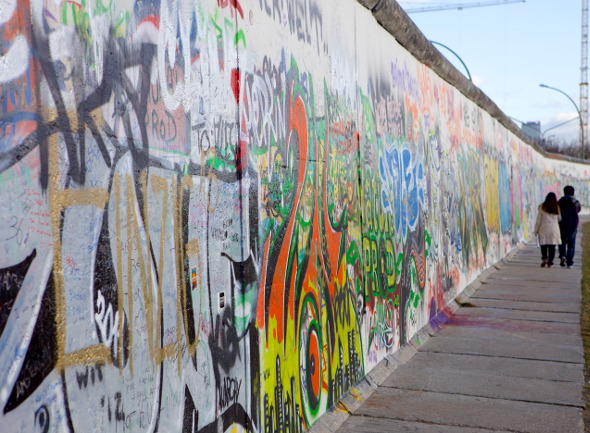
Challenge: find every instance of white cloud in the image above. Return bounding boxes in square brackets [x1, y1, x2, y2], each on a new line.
[472, 74, 484, 87]
[541, 112, 580, 142]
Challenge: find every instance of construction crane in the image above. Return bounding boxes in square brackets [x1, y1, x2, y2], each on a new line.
[403, 0, 525, 14]
[581, 0, 588, 159]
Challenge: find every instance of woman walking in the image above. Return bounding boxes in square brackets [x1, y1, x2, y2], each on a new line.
[534, 192, 561, 268]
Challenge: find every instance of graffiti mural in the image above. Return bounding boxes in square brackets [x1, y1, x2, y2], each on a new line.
[0, 0, 588, 432]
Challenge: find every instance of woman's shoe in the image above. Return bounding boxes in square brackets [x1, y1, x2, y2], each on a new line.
[541, 259, 547, 267]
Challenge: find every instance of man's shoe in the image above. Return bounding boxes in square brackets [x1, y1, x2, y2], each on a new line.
[560, 257, 566, 267]
[567, 265, 572, 269]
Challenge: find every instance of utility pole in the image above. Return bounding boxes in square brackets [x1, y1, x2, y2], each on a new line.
[581, 0, 588, 159]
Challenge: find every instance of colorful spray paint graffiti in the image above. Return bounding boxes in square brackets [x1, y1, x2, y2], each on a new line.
[0, 1, 588, 432]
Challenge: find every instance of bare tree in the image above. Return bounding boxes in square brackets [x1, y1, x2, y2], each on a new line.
[537, 136, 582, 158]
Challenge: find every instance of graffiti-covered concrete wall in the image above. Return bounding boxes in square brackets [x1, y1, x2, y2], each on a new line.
[1, 0, 588, 432]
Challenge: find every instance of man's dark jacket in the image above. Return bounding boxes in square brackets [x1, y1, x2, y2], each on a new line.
[558, 195, 581, 236]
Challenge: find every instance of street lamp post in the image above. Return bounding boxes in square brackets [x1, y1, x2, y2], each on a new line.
[539, 84, 585, 159]
[430, 41, 473, 82]
[541, 117, 579, 139]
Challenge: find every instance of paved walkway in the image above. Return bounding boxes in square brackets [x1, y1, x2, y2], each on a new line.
[333, 235, 586, 433]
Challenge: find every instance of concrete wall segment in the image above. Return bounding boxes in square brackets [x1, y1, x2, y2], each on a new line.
[356, 0, 381, 10]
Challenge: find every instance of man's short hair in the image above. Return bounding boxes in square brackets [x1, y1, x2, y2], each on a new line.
[564, 185, 575, 196]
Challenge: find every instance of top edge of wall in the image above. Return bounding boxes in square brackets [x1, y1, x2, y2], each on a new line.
[356, 0, 587, 165]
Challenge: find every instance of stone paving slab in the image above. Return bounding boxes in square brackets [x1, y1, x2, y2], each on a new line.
[337, 416, 515, 433]
[392, 351, 583, 382]
[486, 265, 580, 276]
[490, 265, 580, 274]
[438, 323, 583, 347]
[452, 305, 580, 323]
[471, 285, 580, 303]
[482, 279, 580, 288]
[485, 272, 581, 284]
[487, 272, 580, 283]
[481, 287, 579, 298]
[443, 315, 581, 336]
[507, 251, 545, 257]
[421, 335, 583, 363]
[381, 362, 583, 406]
[508, 258, 550, 262]
[465, 297, 579, 313]
[353, 388, 584, 433]
[482, 277, 580, 288]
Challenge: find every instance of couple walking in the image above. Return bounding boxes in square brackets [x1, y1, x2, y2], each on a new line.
[534, 185, 581, 268]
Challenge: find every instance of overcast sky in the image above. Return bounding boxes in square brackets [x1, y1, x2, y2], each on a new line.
[397, 0, 582, 144]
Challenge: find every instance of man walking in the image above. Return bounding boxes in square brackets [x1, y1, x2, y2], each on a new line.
[558, 185, 582, 268]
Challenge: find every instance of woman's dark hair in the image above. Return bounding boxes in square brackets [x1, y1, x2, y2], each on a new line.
[542, 192, 559, 214]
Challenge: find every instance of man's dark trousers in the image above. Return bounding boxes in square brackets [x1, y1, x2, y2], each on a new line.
[559, 229, 577, 267]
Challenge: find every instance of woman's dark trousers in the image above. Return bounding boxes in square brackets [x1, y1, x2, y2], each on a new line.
[541, 244, 556, 265]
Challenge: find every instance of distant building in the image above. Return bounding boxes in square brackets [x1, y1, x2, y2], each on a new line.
[521, 121, 541, 141]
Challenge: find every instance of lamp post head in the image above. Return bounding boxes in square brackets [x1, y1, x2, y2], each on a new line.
[538, 82, 584, 159]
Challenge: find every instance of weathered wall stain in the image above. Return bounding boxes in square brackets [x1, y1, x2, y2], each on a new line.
[0, 1, 588, 432]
